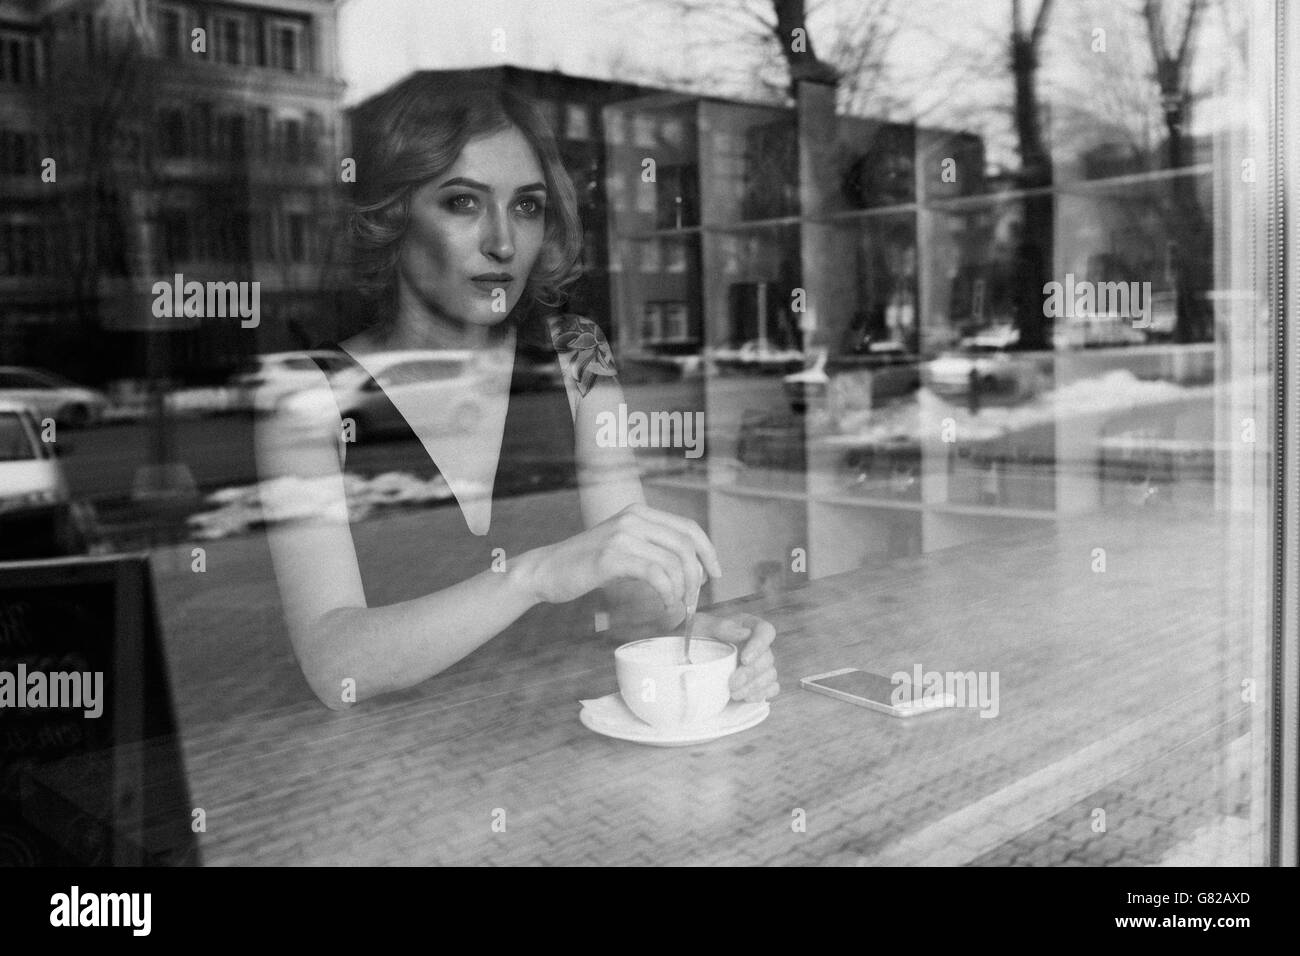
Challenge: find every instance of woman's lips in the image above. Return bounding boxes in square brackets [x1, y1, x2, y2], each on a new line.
[470, 277, 513, 295]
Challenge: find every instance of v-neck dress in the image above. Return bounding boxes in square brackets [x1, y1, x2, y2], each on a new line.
[309, 314, 600, 676]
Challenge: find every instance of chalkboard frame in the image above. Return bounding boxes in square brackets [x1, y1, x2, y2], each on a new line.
[0, 552, 198, 866]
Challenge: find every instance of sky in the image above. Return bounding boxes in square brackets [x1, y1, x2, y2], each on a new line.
[336, 0, 1019, 161]
[338, 0, 695, 107]
[336, 0, 1250, 169]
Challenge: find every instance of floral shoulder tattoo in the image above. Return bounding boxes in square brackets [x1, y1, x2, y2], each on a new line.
[549, 313, 619, 398]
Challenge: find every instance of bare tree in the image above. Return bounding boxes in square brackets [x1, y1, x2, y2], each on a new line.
[1052, 1, 1162, 166]
[609, 0, 896, 118]
[1011, 0, 1055, 189]
[767, 0, 841, 94]
[1140, 0, 1210, 341]
[40, 4, 162, 373]
[1143, 0, 1204, 170]
[1009, 0, 1055, 350]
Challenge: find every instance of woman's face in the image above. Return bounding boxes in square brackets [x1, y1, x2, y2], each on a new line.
[397, 125, 549, 331]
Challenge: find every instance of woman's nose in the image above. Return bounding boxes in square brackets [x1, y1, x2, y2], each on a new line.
[482, 205, 514, 261]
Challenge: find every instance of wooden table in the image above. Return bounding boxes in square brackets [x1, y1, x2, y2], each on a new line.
[170, 507, 1257, 866]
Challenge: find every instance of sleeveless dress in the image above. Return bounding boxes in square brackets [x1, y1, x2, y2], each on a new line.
[308, 313, 604, 678]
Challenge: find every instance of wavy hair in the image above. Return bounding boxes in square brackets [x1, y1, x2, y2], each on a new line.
[348, 74, 584, 324]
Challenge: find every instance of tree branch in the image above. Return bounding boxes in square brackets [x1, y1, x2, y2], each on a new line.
[1030, 0, 1054, 48]
[1142, 0, 1167, 62]
[1176, 0, 1205, 65]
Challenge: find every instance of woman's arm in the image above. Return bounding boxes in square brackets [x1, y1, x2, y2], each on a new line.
[553, 313, 706, 635]
[255, 370, 546, 710]
[571, 372, 686, 635]
[256, 364, 720, 710]
[567, 349, 779, 702]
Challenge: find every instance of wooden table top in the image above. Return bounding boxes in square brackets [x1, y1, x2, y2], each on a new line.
[169, 507, 1253, 866]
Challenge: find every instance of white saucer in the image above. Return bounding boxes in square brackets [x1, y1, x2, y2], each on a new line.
[578, 692, 770, 747]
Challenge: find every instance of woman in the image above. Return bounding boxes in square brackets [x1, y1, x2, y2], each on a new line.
[255, 76, 779, 711]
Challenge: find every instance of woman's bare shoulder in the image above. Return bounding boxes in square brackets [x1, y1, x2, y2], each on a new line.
[253, 358, 348, 474]
[547, 312, 619, 399]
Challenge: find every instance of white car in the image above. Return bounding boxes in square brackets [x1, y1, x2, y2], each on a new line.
[0, 400, 87, 558]
[0, 366, 110, 428]
[279, 349, 492, 442]
[1053, 312, 1149, 349]
[231, 351, 354, 413]
[923, 326, 1043, 404]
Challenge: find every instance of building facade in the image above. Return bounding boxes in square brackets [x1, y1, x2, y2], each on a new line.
[0, 0, 346, 382]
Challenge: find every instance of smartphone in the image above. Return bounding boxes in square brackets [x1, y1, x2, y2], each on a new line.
[800, 667, 955, 718]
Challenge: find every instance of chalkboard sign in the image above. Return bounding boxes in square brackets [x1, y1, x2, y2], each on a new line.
[0, 554, 198, 866]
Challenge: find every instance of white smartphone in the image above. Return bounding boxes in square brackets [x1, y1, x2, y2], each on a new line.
[800, 667, 956, 718]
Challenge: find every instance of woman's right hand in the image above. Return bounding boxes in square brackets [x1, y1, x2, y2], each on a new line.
[520, 502, 723, 613]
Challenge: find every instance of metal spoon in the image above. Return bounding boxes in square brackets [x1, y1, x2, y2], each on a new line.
[681, 598, 697, 665]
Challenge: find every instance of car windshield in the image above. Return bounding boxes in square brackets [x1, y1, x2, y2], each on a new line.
[0, 413, 37, 461]
[376, 360, 465, 387]
[278, 357, 324, 371]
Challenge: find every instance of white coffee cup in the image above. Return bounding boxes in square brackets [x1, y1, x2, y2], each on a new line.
[615, 636, 737, 729]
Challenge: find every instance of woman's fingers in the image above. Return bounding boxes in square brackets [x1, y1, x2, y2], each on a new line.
[726, 614, 777, 699]
[604, 535, 685, 611]
[735, 616, 776, 665]
[741, 648, 775, 680]
[626, 504, 723, 580]
[732, 675, 779, 702]
[623, 513, 705, 607]
[694, 611, 746, 641]
[731, 661, 775, 697]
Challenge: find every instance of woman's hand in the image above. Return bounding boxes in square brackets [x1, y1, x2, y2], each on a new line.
[519, 502, 722, 615]
[692, 610, 779, 703]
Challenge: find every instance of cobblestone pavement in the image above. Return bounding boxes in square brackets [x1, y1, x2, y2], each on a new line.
[968, 730, 1257, 866]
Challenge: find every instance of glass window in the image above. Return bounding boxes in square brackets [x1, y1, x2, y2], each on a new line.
[217, 15, 245, 65]
[286, 212, 307, 262]
[158, 108, 186, 158]
[601, 0, 1282, 864]
[305, 112, 323, 161]
[160, 208, 190, 264]
[158, 6, 183, 59]
[565, 103, 590, 141]
[216, 114, 247, 158]
[633, 115, 656, 149]
[0, 413, 37, 461]
[271, 22, 302, 72]
[26, 0, 1289, 874]
[0, 32, 36, 85]
[280, 118, 302, 164]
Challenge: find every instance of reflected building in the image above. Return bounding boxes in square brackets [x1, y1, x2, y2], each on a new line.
[350, 68, 984, 367]
[0, 0, 345, 382]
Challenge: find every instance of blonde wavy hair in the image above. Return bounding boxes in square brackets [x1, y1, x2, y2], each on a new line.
[348, 74, 584, 321]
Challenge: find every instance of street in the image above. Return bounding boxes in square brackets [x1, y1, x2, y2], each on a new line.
[56, 379, 717, 537]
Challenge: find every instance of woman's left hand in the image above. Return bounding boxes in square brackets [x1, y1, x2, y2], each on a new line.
[693, 610, 779, 702]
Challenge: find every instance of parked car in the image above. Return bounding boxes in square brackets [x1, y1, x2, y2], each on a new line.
[783, 344, 921, 413]
[0, 400, 90, 559]
[231, 351, 354, 414]
[922, 325, 1045, 404]
[1052, 311, 1150, 349]
[279, 350, 490, 443]
[0, 366, 109, 428]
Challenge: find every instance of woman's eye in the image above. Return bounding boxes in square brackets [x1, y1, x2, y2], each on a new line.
[517, 197, 544, 217]
[447, 194, 476, 211]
